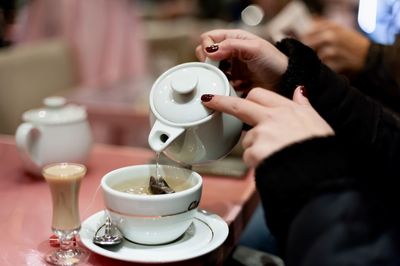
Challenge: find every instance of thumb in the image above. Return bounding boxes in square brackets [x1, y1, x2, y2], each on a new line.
[292, 86, 311, 106]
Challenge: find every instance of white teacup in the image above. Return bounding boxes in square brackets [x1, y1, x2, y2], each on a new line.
[101, 164, 202, 245]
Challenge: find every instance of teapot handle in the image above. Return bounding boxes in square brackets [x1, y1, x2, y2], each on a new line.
[205, 57, 219, 68]
[15, 123, 41, 167]
[148, 120, 185, 153]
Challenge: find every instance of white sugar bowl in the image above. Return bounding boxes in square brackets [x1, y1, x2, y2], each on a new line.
[15, 96, 93, 176]
[148, 59, 243, 165]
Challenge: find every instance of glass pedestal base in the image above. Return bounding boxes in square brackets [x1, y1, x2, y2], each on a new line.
[45, 247, 87, 266]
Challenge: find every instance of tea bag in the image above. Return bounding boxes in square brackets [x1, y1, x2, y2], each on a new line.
[149, 176, 175, 194]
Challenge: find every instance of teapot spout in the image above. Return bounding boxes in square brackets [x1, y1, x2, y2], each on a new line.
[148, 120, 185, 153]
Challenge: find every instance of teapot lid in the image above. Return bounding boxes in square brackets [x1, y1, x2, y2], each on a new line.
[150, 62, 229, 125]
[22, 96, 87, 124]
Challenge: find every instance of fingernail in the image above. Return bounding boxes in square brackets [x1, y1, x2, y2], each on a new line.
[201, 94, 214, 102]
[205, 44, 219, 53]
[298, 85, 307, 97]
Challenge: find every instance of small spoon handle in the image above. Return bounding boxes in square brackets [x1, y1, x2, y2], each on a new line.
[104, 216, 112, 236]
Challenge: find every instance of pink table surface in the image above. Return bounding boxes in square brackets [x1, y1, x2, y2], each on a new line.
[0, 135, 259, 266]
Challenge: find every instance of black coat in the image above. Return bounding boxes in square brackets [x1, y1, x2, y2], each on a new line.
[353, 36, 400, 114]
[255, 38, 400, 265]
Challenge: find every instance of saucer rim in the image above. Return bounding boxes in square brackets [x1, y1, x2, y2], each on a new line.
[80, 209, 229, 263]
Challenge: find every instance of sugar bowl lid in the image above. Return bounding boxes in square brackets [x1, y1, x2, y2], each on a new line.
[22, 96, 87, 124]
[149, 62, 230, 125]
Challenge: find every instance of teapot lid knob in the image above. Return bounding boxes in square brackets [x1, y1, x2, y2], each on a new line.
[170, 70, 198, 95]
[22, 96, 86, 123]
[44, 96, 66, 108]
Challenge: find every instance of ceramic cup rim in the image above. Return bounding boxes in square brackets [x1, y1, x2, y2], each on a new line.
[101, 164, 202, 201]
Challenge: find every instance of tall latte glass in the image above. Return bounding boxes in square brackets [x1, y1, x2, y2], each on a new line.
[42, 163, 87, 265]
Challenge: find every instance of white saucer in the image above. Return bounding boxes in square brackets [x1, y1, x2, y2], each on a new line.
[80, 210, 229, 263]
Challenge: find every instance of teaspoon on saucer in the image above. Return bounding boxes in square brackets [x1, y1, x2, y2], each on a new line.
[93, 216, 123, 247]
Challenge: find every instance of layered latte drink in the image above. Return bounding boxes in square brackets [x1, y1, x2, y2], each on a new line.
[43, 163, 86, 231]
[42, 162, 87, 266]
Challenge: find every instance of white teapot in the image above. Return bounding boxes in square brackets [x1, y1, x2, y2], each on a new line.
[148, 59, 243, 165]
[15, 96, 93, 176]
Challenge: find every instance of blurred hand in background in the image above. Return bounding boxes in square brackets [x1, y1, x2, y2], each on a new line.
[299, 18, 370, 77]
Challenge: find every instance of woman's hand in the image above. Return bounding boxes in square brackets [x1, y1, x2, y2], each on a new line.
[196, 29, 288, 93]
[201, 86, 334, 168]
[300, 19, 370, 76]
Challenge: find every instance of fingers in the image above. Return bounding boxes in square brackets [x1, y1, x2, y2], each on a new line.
[201, 94, 267, 126]
[201, 87, 304, 125]
[301, 21, 338, 51]
[316, 45, 337, 59]
[241, 128, 270, 168]
[302, 30, 334, 51]
[242, 142, 268, 168]
[196, 29, 262, 62]
[246, 88, 292, 107]
[200, 29, 258, 47]
[292, 86, 310, 105]
[242, 144, 258, 168]
[241, 129, 254, 149]
[202, 85, 308, 111]
[195, 45, 206, 62]
[198, 38, 266, 63]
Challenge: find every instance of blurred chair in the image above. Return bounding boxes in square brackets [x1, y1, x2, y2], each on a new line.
[0, 39, 77, 134]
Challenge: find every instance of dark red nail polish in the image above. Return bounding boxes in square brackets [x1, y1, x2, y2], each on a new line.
[298, 85, 307, 97]
[205, 44, 219, 53]
[201, 94, 214, 102]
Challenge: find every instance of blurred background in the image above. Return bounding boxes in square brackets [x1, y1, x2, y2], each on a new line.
[0, 0, 396, 148]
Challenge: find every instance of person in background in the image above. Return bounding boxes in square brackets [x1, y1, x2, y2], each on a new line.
[300, 18, 400, 114]
[300, 18, 370, 77]
[316, 0, 359, 29]
[196, 29, 400, 265]
[0, 0, 17, 47]
[12, 0, 148, 89]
